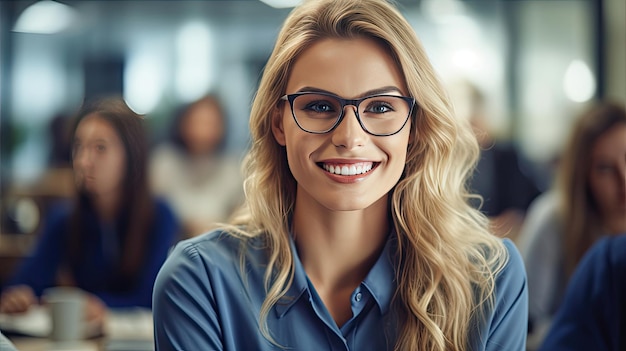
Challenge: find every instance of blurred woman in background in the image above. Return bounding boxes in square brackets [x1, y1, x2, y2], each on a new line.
[520, 101, 626, 348]
[150, 94, 244, 238]
[0, 97, 179, 324]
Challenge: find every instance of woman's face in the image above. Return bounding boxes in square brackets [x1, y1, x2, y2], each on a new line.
[181, 101, 224, 155]
[72, 114, 127, 198]
[588, 123, 626, 223]
[272, 37, 411, 212]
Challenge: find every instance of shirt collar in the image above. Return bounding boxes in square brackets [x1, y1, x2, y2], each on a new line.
[275, 230, 397, 317]
[274, 234, 309, 318]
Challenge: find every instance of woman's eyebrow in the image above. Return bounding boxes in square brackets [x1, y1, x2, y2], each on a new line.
[358, 86, 404, 97]
[295, 86, 404, 97]
[73, 137, 110, 144]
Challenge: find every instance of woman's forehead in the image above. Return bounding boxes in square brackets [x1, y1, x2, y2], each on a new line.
[286, 37, 407, 98]
[75, 114, 119, 141]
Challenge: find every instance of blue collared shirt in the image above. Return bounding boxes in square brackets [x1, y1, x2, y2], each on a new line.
[153, 230, 527, 350]
[539, 234, 626, 351]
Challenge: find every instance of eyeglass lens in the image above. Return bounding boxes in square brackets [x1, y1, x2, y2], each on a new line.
[291, 94, 411, 135]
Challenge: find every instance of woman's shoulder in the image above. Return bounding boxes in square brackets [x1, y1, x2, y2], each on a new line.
[47, 199, 73, 215]
[155, 229, 268, 297]
[149, 143, 187, 170]
[536, 234, 626, 351]
[149, 197, 180, 241]
[609, 235, 626, 270]
[496, 239, 527, 288]
[40, 200, 73, 228]
[469, 238, 528, 349]
[477, 237, 525, 279]
[588, 234, 626, 272]
[151, 142, 183, 159]
[153, 197, 176, 216]
[521, 191, 560, 230]
[517, 191, 563, 258]
[486, 238, 527, 318]
[178, 230, 242, 254]
[168, 229, 267, 270]
[478, 238, 528, 347]
[473, 238, 527, 313]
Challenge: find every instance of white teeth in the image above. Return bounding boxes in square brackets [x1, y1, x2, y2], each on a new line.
[323, 163, 374, 176]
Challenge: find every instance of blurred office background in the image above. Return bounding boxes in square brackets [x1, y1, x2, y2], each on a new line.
[0, 0, 624, 270]
[0, 2, 623, 349]
[0, 0, 625, 185]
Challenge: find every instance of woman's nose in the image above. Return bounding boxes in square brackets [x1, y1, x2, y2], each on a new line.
[330, 107, 367, 149]
[73, 148, 92, 168]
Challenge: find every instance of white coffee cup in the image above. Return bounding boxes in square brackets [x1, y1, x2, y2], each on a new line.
[43, 287, 86, 342]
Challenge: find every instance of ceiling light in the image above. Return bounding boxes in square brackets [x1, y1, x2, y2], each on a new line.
[259, 0, 302, 9]
[13, 0, 78, 34]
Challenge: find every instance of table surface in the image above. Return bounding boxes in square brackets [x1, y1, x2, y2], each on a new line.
[9, 337, 102, 351]
[2, 307, 154, 351]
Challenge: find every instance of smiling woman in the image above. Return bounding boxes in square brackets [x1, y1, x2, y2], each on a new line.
[152, 1, 528, 350]
[272, 37, 413, 212]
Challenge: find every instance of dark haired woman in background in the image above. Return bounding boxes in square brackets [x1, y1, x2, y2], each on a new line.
[0, 97, 179, 323]
[150, 94, 244, 238]
[520, 101, 626, 348]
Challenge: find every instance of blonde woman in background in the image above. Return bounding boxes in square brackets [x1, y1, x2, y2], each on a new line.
[153, 0, 527, 350]
[520, 101, 626, 349]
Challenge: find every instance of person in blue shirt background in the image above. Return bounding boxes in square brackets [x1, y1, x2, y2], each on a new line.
[519, 101, 626, 348]
[539, 234, 626, 351]
[153, 0, 528, 350]
[0, 97, 179, 325]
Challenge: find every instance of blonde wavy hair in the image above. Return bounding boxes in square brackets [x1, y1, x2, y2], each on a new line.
[227, 0, 508, 350]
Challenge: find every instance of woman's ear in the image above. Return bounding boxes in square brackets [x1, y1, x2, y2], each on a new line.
[271, 107, 287, 146]
[408, 123, 415, 146]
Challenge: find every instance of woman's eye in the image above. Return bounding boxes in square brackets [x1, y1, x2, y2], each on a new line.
[96, 145, 106, 152]
[594, 164, 612, 174]
[366, 102, 393, 114]
[305, 101, 335, 113]
[72, 143, 81, 155]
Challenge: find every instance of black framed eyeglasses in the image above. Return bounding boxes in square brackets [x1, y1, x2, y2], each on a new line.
[280, 91, 415, 136]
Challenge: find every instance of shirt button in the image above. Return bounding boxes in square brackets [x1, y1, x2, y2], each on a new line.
[355, 292, 362, 302]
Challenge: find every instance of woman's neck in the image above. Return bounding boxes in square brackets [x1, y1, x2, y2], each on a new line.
[292, 194, 389, 291]
[604, 213, 626, 234]
[292, 191, 390, 326]
[91, 192, 121, 222]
